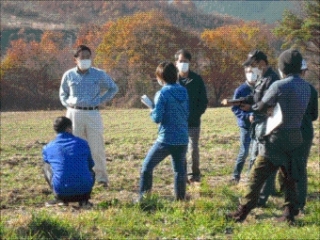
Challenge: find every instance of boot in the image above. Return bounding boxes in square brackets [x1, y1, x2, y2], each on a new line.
[226, 204, 251, 222]
[276, 206, 296, 224]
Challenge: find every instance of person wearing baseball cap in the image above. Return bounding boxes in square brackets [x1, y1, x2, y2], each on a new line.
[227, 49, 311, 224]
[243, 49, 268, 67]
[239, 50, 280, 205]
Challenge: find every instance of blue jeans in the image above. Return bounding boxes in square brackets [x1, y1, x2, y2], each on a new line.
[139, 142, 187, 200]
[233, 127, 251, 180]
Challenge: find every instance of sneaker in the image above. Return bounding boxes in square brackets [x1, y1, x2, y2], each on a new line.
[78, 200, 93, 209]
[97, 181, 109, 188]
[45, 199, 68, 207]
[189, 175, 201, 183]
[229, 178, 240, 184]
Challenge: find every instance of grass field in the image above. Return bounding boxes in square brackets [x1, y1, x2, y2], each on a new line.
[1, 108, 319, 239]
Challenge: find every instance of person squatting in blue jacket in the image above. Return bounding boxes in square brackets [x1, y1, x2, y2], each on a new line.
[42, 116, 95, 207]
[139, 61, 189, 201]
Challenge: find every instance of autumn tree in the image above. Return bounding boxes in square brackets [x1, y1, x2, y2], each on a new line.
[73, 22, 113, 59]
[1, 31, 69, 111]
[95, 11, 201, 107]
[201, 21, 277, 106]
[273, 1, 319, 84]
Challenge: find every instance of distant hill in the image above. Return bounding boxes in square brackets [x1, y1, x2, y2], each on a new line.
[0, 1, 238, 53]
[193, 0, 298, 24]
[1, 1, 237, 31]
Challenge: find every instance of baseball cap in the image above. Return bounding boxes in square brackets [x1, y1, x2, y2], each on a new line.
[301, 59, 308, 70]
[242, 50, 268, 66]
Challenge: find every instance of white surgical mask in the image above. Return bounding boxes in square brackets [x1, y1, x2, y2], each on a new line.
[157, 78, 164, 86]
[246, 72, 258, 84]
[77, 59, 91, 71]
[278, 68, 285, 79]
[177, 62, 189, 73]
[251, 67, 262, 77]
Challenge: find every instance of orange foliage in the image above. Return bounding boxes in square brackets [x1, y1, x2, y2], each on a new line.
[1, 31, 68, 110]
[200, 21, 277, 105]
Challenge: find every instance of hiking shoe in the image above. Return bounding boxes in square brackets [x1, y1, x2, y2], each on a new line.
[226, 204, 251, 222]
[45, 199, 68, 207]
[97, 181, 109, 188]
[276, 206, 295, 225]
[229, 178, 240, 185]
[78, 200, 93, 209]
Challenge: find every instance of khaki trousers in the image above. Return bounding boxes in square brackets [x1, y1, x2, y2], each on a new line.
[241, 155, 298, 210]
[67, 108, 108, 183]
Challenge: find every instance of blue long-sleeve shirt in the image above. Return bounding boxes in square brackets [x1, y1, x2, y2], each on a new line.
[231, 82, 254, 128]
[59, 67, 119, 108]
[42, 132, 95, 196]
[151, 83, 189, 145]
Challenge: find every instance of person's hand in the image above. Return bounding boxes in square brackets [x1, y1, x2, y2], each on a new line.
[249, 115, 254, 123]
[240, 103, 252, 112]
[267, 107, 274, 116]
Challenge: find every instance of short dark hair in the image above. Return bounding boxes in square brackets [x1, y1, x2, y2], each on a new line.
[74, 45, 92, 58]
[174, 49, 192, 61]
[53, 116, 72, 133]
[155, 61, 178, 84]
[278, 49, 302, 75]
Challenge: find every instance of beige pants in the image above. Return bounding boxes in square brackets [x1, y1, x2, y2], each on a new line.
[67, 108, 108, 183]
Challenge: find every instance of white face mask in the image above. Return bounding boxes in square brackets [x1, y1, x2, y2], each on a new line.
[177, 62, 189, 73]
[157, 78, 164, 86]
[77, 59, 91, 71]
[251, 67, 262, 77]
[245, 72, 258, 84]
[278, 68, 285, 79]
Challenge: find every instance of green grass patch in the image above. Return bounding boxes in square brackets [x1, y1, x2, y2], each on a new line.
[1, 108, 319, 239]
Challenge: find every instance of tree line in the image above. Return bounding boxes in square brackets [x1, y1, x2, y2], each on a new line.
[1, 2, 318, 111]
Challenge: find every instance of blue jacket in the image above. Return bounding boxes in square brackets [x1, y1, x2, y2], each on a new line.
[42, 132, 95, 196]
[151, 83, 189, 145]
[232, 82, 254, 128]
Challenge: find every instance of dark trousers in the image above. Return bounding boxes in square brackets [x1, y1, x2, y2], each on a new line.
[277, 137, 313, 209]
[43, 163, 92, 202]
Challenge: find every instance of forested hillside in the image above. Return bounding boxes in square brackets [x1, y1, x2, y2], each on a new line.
[1, 1, 238, 53]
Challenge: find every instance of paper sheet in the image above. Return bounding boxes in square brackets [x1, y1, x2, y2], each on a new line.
[141, 95, 154, 109]
[264, 103, 283, 136]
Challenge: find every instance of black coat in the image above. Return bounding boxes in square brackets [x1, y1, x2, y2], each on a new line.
[179, 70, 208, 127]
